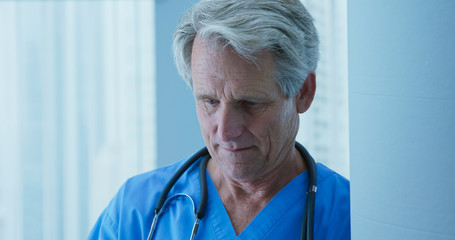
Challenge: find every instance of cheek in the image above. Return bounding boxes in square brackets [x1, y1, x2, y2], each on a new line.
[269, 103, 297, 137]
[248, 113, 281, 140]
[281, 105, 299, 137]
[196, 106, 214, 134]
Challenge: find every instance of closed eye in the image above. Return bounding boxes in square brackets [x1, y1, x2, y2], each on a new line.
[244, 100, 258, 106]
[241, 100, 266, 112]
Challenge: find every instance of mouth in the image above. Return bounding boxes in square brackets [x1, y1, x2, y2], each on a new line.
[221, 146, 253, 153]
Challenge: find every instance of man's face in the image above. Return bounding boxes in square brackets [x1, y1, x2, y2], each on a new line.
[191, 37, 301, 181]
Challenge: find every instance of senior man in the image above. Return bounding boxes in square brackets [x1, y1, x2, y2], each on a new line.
[88, 0, 350, 239]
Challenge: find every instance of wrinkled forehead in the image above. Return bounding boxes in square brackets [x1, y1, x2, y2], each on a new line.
[191, 36, 283, 99]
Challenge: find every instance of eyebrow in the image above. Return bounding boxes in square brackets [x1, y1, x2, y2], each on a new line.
[194, 93, 214, 101]
[193, 84, 275, 102]
[195, 93, 273, 103]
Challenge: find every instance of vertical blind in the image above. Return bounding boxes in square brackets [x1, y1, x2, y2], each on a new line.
[0, 1, 155, 239]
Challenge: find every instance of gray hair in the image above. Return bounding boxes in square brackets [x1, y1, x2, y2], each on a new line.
[173, 0, 319, 97]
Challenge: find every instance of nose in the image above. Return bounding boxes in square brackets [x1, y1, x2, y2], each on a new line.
[217, 104, 244, 142]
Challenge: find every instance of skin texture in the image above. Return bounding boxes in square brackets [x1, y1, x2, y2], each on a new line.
[191, 36, 316, 234]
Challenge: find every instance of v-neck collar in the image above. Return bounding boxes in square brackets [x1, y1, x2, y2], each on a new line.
[205, 170, 309, 240]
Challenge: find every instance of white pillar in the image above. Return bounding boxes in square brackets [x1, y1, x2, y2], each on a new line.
[348, 1, 455, 239]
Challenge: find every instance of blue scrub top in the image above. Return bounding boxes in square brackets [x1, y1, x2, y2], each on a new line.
[88, 156, 350, 240]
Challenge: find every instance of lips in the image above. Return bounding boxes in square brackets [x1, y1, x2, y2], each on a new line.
[221, 146, 253, 152]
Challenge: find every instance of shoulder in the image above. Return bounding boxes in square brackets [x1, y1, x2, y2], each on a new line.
[88, 157, 200, 239]
[121, 159, 188, 196]
[315, 163, 350, 207]
[109, 159, 190, 214]
[314, 163, 351, 239]
[113, 157, 200, 213]
[316, 163, 350, 191]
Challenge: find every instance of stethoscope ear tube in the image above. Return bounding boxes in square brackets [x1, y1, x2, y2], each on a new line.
[190, 154, 210, 240]
[155, 148, 209, 214]
[147, 213, 159, 240]
[306, 191, 316, 239]
[197, 155, 209, 219]
[148, 148, 209, 240]
[295, 142, 317, 240]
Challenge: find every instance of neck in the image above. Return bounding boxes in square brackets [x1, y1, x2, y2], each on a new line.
[207, 147, 306, 234]
[212, 153, 304, 197]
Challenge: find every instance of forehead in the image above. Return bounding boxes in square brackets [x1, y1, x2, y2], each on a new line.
[191, 37, 281, 97]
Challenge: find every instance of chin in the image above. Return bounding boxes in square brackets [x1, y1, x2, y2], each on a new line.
[217, 154, 264, 178]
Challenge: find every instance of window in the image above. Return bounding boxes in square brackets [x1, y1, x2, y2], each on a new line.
[297, 0, 350, 179]
[0, 1, 155, 239]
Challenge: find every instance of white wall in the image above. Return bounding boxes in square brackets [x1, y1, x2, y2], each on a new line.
[348, 1, 455, 239]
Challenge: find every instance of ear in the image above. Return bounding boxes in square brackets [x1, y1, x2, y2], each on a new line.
[295, 71, 316, 114]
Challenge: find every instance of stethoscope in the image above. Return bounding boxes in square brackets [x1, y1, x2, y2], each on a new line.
[147, 142, 317, 240]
